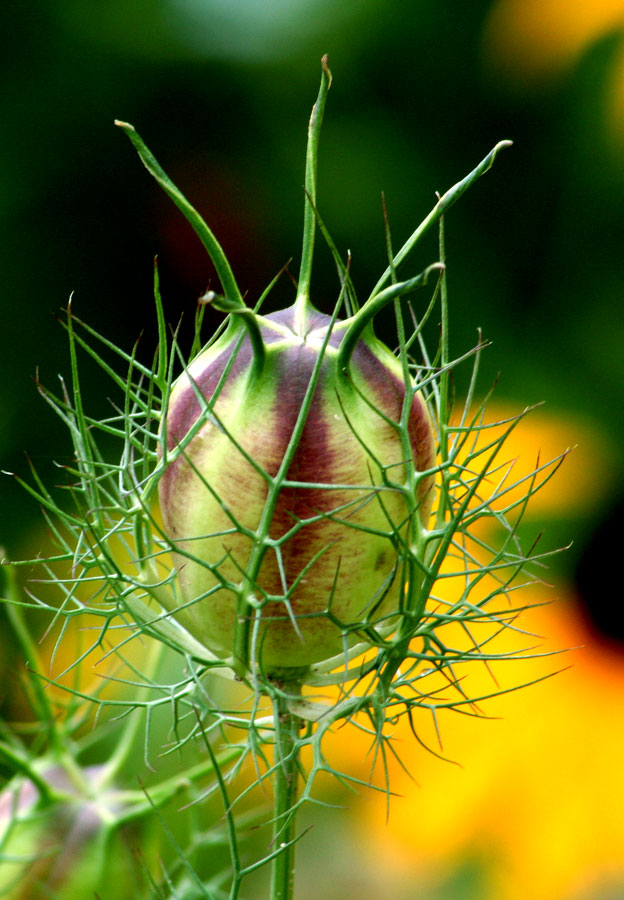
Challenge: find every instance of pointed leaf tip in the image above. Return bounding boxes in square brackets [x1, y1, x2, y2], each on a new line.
[494, 139, 513, 154]
[321, 54, 332, 85]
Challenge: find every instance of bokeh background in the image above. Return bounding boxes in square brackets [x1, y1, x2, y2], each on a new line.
[1, 1, 623, 898]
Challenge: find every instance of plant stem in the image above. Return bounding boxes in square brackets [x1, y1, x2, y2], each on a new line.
[294, 55, 331, 327]
[336, 263, 443, 373]
[116, 120, 244, 308]
[367, 139, 512, 300]
[436, 213, 451, 525]
[269, 689, 301, 900]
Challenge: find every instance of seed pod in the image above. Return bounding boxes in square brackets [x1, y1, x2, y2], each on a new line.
[158, 300, 435, 671]
[0, 765, 141, 900]
[117, 70, 438, 674]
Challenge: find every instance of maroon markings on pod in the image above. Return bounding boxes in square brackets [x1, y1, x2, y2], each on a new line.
[269, 340, 330, 483]
[160, 336, 256, 526]
[166, 337, 255, 453]
[261, 343, 372, 612]
[350, 338, 435, 474]
[349, 339, 404, 420]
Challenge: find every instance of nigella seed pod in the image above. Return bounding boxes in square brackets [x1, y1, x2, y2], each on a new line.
[117, 63, 441, 673]
[0, 765, 141, 900]
[158, 299, 436, 671]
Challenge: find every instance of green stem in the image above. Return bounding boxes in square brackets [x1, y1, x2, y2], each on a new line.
[200, 290, 266, 378]
[337, 262, 444, 373]
[67, 296, 103, 534]
[98, 640, 163, 788]
[436, 213, 451, 524]
[0, 559, 64, 756]
[294, 55, 332, 326]
[270, 690, 301, 900]
[116, 120, 244, 308]
[0, 743, 57, 805]
[368, 140, 512, 300]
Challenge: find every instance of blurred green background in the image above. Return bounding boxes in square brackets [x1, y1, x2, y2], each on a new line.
[1, 1, 623, 898]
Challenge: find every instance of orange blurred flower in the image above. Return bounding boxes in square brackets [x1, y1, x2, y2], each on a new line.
[484, 0, 624, 145]
[455, 404, 612, 518]
[356, 591, 624, 900]
[484, 0, 624, 81]
[315, 407, 621, 900]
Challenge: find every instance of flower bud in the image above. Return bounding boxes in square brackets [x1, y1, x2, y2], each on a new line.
[0, 764, 140, 900]
[159, 302, 435, 671]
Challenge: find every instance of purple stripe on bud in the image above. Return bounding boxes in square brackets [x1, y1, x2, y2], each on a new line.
[158, 304, 435, 669]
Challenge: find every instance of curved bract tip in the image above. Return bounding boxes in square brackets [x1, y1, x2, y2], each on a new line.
[338, 261, 444, 372]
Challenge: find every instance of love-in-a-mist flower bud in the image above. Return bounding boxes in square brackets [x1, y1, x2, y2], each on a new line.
[117, 63, 439, 674]
[158, 292, 436, 672]
[0, 764, 140, 900]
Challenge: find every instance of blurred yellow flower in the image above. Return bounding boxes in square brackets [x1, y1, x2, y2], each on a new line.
[314, 407, 621, 900]
[456, 405, 612, 519]
[484, 0, 624, 80]
[355, 592, 624, 900]
[484, 0, 624, 144]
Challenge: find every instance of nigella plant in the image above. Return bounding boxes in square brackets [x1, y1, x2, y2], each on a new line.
[1, 58, 565, 900]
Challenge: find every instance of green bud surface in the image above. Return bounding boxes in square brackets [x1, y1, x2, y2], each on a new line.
[158, 302, 435, 671]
